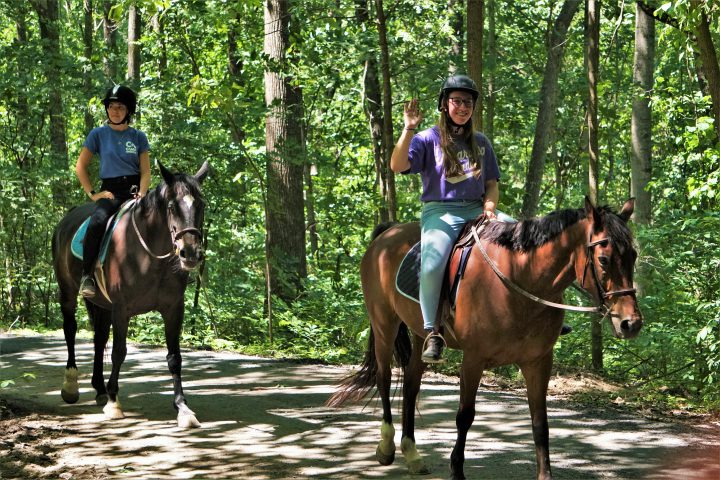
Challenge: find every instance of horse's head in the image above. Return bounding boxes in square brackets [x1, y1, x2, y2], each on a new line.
[158, 161, 210, 271]
[578, 197, 643, 339]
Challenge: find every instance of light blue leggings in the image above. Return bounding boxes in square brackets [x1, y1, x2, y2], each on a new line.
[420, 200, 485, 331]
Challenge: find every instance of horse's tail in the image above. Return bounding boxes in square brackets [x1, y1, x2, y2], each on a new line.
[326, 323, 411, 407]
[370, 222, 397, 241]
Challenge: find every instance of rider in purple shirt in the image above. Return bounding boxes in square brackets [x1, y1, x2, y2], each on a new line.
[391, 75, 501, 363]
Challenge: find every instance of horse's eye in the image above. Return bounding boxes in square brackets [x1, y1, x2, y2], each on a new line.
[168, 201, 176, 213]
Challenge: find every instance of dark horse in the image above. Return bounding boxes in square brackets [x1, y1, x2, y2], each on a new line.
[328, 198, 643, 479]
[52, 161, 209, 428]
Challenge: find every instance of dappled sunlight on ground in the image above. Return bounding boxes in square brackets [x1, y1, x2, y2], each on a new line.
[1, 333, 718, 479]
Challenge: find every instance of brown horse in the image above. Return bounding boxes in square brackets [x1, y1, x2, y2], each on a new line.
[328, 197, 643, 480]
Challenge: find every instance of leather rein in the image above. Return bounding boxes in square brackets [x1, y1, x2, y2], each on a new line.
[471, 222, 636, 316]
[131, 201, 203, 260]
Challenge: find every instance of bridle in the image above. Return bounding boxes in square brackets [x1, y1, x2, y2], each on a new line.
[131, 199, 204, 260]
[582, 236, 637, 308]
[472, 221, 636, 316]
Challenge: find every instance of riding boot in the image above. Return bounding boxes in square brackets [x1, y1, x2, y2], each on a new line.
[560, 324, 573, 335]
[421, 328, 446, 364]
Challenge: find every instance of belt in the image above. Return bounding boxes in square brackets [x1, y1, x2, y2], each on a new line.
[102, 175, 140, 185]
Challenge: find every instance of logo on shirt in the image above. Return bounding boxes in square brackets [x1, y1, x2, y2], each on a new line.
[446, 146, 484, 184]
[125, 141, 137, 154]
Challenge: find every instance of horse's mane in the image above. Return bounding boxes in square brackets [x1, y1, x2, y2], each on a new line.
[479, 206, 632, 253]
[136, 172, 203, 214]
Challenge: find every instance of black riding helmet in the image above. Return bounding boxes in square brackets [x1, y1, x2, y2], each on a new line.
[437, 74, 479, 111]
[103, 85, 137, 123]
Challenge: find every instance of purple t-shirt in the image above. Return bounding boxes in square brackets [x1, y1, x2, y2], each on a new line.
[403, 126, 500, 202]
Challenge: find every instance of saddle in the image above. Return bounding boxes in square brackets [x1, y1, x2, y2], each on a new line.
[71, 200, 136, 301]
[396, 221, 477, 308]
[395, 211, 517, 307]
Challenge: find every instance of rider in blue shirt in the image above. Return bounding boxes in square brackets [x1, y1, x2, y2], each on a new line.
[75, 85, 151, 298]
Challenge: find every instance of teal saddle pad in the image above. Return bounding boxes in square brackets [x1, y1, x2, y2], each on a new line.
[70, 200, 136, 262]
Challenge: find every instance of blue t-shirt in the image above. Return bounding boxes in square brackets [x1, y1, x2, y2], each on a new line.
[404, 126, 500, 202]
[83, 125, 150, 179]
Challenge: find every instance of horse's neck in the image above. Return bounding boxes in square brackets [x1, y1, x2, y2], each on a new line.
[522, 220, 587, 293]
[135, 203, 172, 254]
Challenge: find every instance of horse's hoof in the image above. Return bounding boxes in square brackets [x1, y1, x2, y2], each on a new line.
[103, 401, 124, 420]
[95, 394, 108, 406]
[61, 389, 80, 404]
[376, 445, 395, 466]
[406, 458, 430, 475]
[177, 413, 201, 429]
[61, 368, 79, 404]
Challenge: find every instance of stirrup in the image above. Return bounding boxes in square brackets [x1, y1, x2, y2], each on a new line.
[80, 275, 96, 298]
[421, 332, 447, 364]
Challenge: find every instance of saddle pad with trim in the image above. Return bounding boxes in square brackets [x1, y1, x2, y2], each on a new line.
[70, 200, 136, 262]
[394, 211, 517, 306]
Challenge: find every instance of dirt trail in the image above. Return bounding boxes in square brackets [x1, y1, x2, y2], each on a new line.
[1, 333, 718, 479]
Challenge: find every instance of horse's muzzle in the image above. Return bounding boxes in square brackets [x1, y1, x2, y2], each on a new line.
[613, 312, 643, 339]
[178, 245, 204, 271]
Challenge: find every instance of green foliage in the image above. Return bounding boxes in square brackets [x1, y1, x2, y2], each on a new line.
[0, 0, 718, 414]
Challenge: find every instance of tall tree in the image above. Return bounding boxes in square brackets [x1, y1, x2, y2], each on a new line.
[485, 0, 496, 142]
[375, 0, 397, 221]
[83, 0, 94, 133]
[264, 0, 307, 310]
[103, 0, 118, 80]
[690, 0, 720, 140]
[30, 0, 68, 175]
[127, 3, 140, 85]
[520, 0, 582, 219]
[467, 0, 484, 129]
[586, 0, 602, 372]
[356, 0, 390, 223]
[631, 2, 654, 225]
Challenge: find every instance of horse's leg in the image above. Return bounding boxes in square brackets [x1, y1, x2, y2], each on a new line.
[60, 284, 80, 404]
[103, 305, 128, 420]
[520, 353, 554, 480]
[163, 302, 200, 428]
[88, 301, 111, 406]
[373, 318, 400, 466]
[450, 357, 483, 480]
[400, 333, 429, 474]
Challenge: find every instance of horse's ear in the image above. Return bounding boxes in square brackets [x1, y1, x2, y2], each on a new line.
[584, 196, 603, 231]
[158, 161, 174, 185]
[618, 198, 635, 222]
[194, 161, 210, 183]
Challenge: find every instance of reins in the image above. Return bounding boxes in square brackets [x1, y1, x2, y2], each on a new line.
[470, 221, 634, 316]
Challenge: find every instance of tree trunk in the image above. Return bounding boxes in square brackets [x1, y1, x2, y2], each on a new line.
[83, 0, 94, 133]
[264, 0, 307, 308]
[467, 0, 483, 129]
[127, 4, 141, 85]
[449, 0, 463, 72]
[356, 1, 389, 223]
[30, 0, 68, 180]
[103, 0, 118, 80]
[485, 0, 496, 142]
[375, 0, 397, 222]
[520, 0, 581, 219]
[691, 0, 720, 141]
[631, 2, 654, 225]
[586, 0, 602, 373]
